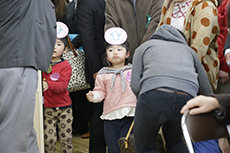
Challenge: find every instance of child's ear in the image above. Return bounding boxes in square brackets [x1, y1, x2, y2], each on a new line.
[63, 47, 68, 54]
[125, 51, 130, 58]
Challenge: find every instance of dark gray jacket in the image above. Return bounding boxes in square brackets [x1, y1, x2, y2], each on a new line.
[131, 25, 213, 97]
[0, 0, 56, 72]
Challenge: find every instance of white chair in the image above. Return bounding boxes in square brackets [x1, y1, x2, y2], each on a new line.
[181, 111, 230, 153]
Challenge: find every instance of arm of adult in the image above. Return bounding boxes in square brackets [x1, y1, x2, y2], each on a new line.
[76, 1, 104, 80]
[142, 0, 164, 43]
[181, 94, 230, 125]
[192, 50, 213, 95]
[215, 94, 230, 124]
[180, 95, 220, 115]
[130, 45, 144, 96]
[104, 0, 119, 31]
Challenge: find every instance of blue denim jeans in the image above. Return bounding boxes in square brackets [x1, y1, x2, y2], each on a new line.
[134, 89, 192, 153]
[104, 117, 133, 153]
[193, 139, 221, 153]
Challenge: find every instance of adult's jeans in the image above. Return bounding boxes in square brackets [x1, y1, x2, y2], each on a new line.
[134, 89, 191, 153]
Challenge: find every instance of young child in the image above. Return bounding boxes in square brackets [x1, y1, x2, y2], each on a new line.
[42, 22, 73, 153]
[86, 27, 137, 153]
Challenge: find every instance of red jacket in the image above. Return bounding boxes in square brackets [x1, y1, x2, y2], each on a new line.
[43, 60, 72, 108]
[217, 0, 229, 72]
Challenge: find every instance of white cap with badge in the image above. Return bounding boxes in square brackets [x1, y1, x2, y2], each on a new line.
[56, 21, 69, 39]
[104, 27, 127, 45]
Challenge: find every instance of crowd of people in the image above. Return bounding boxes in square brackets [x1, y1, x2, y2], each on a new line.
[0, 0, 230, 153]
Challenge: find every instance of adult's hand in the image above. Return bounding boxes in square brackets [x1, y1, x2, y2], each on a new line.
[218, 70, 229, 84]
[180, 95, 220, 115]
[218, 138, 230, 153]
[93, 72, 98, 80]
[225, 52, 230, 68]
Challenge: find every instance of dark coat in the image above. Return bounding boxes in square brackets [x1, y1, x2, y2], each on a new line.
[215, 94, 230, 124]
[105, 0, 164, 61]
[76, 0, 105, 86]
[0, 0, 56, 72]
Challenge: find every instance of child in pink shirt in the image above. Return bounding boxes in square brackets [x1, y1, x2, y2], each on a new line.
[86, 27, 137, 153]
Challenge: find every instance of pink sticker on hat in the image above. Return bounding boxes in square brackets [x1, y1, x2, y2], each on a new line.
[104, 27, 127, 45]
[50, 72, 60, 81]
[56, 22, 69, 39]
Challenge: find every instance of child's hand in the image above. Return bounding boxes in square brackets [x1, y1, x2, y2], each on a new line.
[43, 80, 48, 91]
[225, 52, 230, 68]
[86, 91, 94, 102]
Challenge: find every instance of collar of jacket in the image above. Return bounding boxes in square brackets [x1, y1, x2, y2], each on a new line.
[98, 64, 132, 92]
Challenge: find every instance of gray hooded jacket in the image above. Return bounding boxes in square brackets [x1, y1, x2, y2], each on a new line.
[131, 25, 213, 97]
[0, 0, 56, 72]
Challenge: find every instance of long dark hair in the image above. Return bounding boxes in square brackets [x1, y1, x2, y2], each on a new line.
[51, 0, 67, 21]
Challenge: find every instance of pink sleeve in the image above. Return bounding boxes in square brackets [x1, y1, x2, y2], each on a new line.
[93, 74, 107, 101]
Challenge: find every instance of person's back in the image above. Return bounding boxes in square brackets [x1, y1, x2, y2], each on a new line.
[131, 25, 213, 97]
[131, 25, 213, 153]
[0, 0, 56, 153]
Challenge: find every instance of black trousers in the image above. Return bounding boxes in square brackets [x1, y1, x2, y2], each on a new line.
[134, 89, 190, 153]
[69, 89, 92, 134]
[89, 102, 107, 153]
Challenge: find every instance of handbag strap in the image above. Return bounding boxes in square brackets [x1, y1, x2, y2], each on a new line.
[67, 35, 78, 57]
[124, 121, 134, 148]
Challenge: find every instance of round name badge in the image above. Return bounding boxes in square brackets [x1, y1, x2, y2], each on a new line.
[50, 72, 60, 81]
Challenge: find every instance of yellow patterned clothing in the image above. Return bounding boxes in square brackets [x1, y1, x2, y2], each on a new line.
[158, 0, 219, 90]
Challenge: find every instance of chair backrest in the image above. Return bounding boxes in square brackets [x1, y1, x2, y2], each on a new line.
[181, 111, 230, 153]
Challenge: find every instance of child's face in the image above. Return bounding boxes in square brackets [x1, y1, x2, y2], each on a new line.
[52, 39, 67, 60]
[106, 45, 129, 66]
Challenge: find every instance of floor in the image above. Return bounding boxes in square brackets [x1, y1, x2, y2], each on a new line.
[57, 134, 89, 153]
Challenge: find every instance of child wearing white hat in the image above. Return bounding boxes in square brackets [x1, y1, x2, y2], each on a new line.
[86, 27, 137, 153]
[43, 22, 73, 153]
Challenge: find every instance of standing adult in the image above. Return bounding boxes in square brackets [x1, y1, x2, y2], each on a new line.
[105, 0, 164, 62]
[214, 0, 230, 151]
[158, 0, 219, 90]
[216, 0, 230, 92]
[76, 0, 107, 152]
[0, 0, 56, 153]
